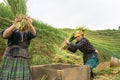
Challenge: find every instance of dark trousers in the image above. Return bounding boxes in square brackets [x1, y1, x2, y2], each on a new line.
[91, 70, 94, 78]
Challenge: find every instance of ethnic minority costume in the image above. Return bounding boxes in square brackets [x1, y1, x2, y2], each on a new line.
[67, 38, 99, 77]
[0, 30, 36, 80]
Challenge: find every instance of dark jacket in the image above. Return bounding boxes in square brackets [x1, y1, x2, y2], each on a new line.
[1, 30, 36, 48]
[1, 30, 36, 58]
[68, 38, 97, 63]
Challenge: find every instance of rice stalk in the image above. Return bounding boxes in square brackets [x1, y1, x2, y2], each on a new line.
[40, 75, 48, 80]
[0, 17, 13, 27]
[4, 0, 27, 17]
[0, 17, 13, 24]
[62, 27, 86, 49]
[0, 2, 14, 20]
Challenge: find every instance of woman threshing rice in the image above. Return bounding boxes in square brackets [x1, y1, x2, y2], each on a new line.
[0, 16, 36, 80]
[65, 31, 99, 79]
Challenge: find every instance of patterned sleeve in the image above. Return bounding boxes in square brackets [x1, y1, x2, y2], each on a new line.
[67, 38, 87, 53]
[75, 39, 87, 49]
[27, 31, 36, 40]
[67, 43, 77, 53]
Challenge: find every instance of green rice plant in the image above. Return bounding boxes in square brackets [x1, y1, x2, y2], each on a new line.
[0, 2, 14, 19]
[2, 0, 30, 31]
[0, 17, 13, 24]
[4, 0, 27, 17]
[0, 3, 14, 28]
[40, 75, 48, 80]
[52, 44, 82, 64]
[30, 55, 50, 66]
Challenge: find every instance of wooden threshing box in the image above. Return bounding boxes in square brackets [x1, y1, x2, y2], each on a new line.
[30, 64, 90, 80]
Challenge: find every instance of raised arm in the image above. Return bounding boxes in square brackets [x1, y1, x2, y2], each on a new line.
[2, 16, 22, 38]
[65, 40, 77, 53]
[67, 43, 77, 53]
[27, 17, 36, 36]
[29, 23, 36, 36]
[2, 24, 16, 38]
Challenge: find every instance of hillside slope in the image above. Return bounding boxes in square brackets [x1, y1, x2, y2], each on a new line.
[86, 30, 120, 61]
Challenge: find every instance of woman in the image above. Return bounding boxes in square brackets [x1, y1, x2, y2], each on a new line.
[65, 31, 99, 78]
[0, 16, 36, 80]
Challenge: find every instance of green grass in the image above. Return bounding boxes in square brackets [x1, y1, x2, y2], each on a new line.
[85, 30, 120, 61]
[113, 72, 120, 80]
[96, 68, 113, 75]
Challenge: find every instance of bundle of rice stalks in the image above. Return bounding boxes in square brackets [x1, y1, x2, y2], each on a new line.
[0, 0, 31, 32]
[0, 17, 13, 26]
[4, 0, 27, 16]
[0, 2, 14, 18]
[0, 2, 13, 28]
[62, 27, 87, 49]
[15, 16, 31, 32]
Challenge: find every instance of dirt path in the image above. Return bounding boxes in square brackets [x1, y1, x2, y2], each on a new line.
[93, 62, 120, 80]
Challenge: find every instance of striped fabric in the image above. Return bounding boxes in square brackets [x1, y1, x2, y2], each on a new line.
[0, 56, 30, 80]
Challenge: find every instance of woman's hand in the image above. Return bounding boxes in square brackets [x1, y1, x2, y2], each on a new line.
[23, 16, 36, 36]
[2, 17, 21, 38]
[95, 49, 99, 54]
[22, 15, 32, 25]
[13, 16, 21, 25]
[65, 39, 69, 44]
[27, 17, 33, 26]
